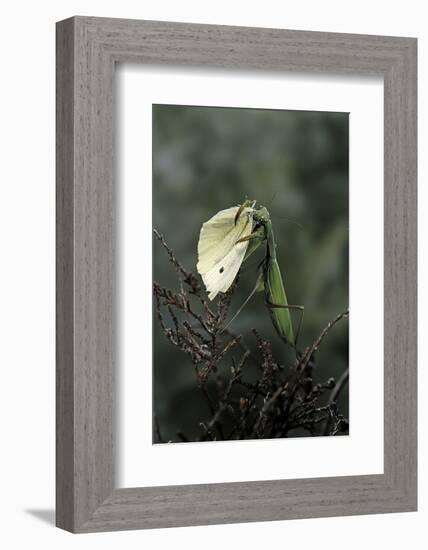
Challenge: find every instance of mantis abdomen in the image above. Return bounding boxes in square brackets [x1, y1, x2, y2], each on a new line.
[265, 257, 294, 345]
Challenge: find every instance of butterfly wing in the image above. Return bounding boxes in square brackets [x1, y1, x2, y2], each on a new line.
[197, 206, 253, 300]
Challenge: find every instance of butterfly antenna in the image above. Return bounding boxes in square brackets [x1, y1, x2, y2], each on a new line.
[271, 213, 304, 231]
[262, 188, 304, 231]
[265, 189, 278, 209]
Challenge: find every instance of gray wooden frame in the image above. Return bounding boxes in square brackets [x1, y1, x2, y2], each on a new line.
[56, 16, 417, 533]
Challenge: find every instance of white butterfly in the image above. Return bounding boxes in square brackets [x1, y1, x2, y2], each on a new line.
[197, 205, 255, 300]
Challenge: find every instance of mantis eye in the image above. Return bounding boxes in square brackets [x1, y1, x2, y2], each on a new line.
[219, 267, 224, 274]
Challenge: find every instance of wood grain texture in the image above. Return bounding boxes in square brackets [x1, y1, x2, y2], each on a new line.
[56, 18, 76, 532]
[56, 16, 417, 532]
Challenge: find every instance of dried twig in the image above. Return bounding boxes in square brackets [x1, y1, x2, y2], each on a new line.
[153, 229, 349, 441]
[323, 367, 349, 435]
[297, 309, 349, 372]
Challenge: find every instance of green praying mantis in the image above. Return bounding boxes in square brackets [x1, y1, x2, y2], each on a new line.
[197, 199, 304, 348]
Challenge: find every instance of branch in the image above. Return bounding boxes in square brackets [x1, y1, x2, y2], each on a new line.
[152, 231, 349, 442]
[297, 308, 349, 372]
[153, 228, 201, 294]
[323, 367, 349, 435]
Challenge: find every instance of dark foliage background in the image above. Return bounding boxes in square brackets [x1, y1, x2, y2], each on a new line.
[153, 104, 349, 442]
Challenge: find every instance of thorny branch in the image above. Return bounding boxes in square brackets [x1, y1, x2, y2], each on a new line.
[153, 229, 349, 442]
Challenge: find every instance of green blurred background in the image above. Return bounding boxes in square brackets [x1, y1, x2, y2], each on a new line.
[153, 104, 349, 442]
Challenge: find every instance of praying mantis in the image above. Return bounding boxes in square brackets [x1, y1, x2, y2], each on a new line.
[197, 199, 304, 348]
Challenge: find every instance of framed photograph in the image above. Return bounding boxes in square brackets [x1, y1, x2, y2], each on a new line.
[56, 16, 417, 532]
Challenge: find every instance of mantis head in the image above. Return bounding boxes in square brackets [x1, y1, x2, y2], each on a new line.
[253, 205, 271, 226]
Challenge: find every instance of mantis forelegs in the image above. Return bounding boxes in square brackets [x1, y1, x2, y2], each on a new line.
[221, 270, 264, 334]
[235, 231, 261, 244]
[234, 199, 256, 225]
